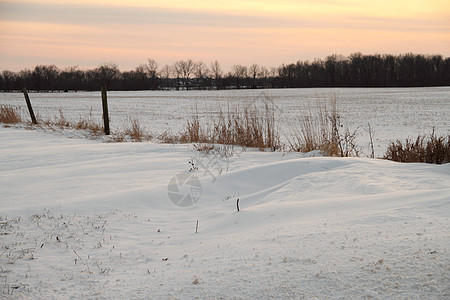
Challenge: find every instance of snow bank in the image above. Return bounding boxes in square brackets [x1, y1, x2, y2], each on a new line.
[1, 126, 449, 299]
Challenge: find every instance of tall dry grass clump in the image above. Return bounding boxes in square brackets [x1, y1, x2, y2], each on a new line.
[178, 102, 280, 150]
[426, 133, 450, 164]
[0, 105, 22, 124]
[384, 130, 450, 164]
[288, 98, 358, 157]
[180, 113, 205, 143]
[74, 108, 102, 134]
[123, 118, 152, 142]
[53, 108, 71, 128]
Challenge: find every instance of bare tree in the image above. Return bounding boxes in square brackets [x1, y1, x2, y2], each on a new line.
[174, 59, 195, 90]
[172, 61, 182, 90]
[249, 64, 260, 88]
[195, 61, 210, 89]
[270, 67, 278, 77]
[60, 66, 80, 91]
[210, 60, 223, 90]
[195, 61, 209, 78]
[146, 58, 159, 90]
[1, 70, 17, 92]
[146, 58, 159, 78]
[161, 64, 172, 90]
[134, 64, 149, 90]
[18, 69, 32, 90]
[259, 66, 271, 87]
[95, 62, 120, 89]
[32, 65, 60, 91]
[232, 64, 247, 89]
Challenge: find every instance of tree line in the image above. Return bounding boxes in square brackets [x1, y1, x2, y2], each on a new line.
[1, 53, 449, 92]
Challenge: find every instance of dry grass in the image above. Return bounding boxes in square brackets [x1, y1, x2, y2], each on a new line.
[53, 109, 71, 128]
[178, 102, 280, 150]
[75, 119, 102, 134]
[4, 97, 446, 161]
[157, 130, 179, 144]
[0, 105, 22, 124]
[1, 105, 151, 143]
[384, 131, 450, 164]
[74, 108, 102, 135]
[288, 100, 335, 155]
[180, 113, 204, 143]
[426, 133, 450, 164]
[123, 118, 152, 142]
[384, 136, 426, 163]
[287, 98, 358, 157]
[37, 108, 103, 137]
[167, 98, 362, 156]
[193, 143, 238, 158]
[109, 132, 126, 143]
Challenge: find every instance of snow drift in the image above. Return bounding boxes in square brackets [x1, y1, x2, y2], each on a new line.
[1, 126, 449, 299]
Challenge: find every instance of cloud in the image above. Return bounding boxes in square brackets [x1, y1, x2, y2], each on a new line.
[1, 0, 449, 71]
[1, 0, 448, 32]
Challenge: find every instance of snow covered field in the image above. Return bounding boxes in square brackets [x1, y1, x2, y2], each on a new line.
[2, 87, 450, 157]
[1, 87, 450, 298]
[1, 122, 449, 298]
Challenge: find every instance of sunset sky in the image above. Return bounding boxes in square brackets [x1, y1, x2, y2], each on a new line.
[1, 0, 449, 72]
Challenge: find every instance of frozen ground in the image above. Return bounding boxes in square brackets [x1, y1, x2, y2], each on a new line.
[1, 126, 449, 299]
[2, 87, 450, 157]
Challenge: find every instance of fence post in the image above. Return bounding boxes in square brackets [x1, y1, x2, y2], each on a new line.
[22, 87, 37, 124]
[101, 85, 110, 135]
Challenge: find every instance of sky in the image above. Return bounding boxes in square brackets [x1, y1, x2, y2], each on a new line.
[1, 0, 449, 72]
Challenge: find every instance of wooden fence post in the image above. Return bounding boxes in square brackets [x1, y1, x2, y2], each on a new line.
[101, 85, 110, 135]
[22, 87, 37, 124]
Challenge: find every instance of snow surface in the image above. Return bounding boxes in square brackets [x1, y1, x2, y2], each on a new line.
[1, 126, 449, 299]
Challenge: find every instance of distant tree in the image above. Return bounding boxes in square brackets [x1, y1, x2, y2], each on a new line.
[146, 58, 159, 90]
[1, 70, 18, 92]
[431, 55, 443, 85]
[383, 54, 397, 86]
[17, 69, 32, 90]
[160, 64, 172, 90]
[349, 52, 363, 86]
[31, 65, 45, 91]
[397, 53, 416, 87]
[441, 57, 450, 85]
[232, 64, 247, 89]
[268, 67, 277, 77]
[146, 58, 159, 77]
[174, 59, 195, 90]
[258, 66, 271, 88]
[120, 70, 135, 90]
[94, 62, 120, 89]
[134, 64, 150, 90]
[2, 53, 449, 91]
[325, 55, 338, 86]
[194, 61, 210, 89]
[119, 68, 149, 90]
[210, 60, 223, 90]
[249, 64, 260, 88]
[31, 65, 59, 91]
[194, 61, 208, 78]
[172, 61, 182, 90]
[0, 72, 4, 91]
[45, 65, 59, 91]
[277, 63, 297, 87]
[60, 66, 85, 91]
